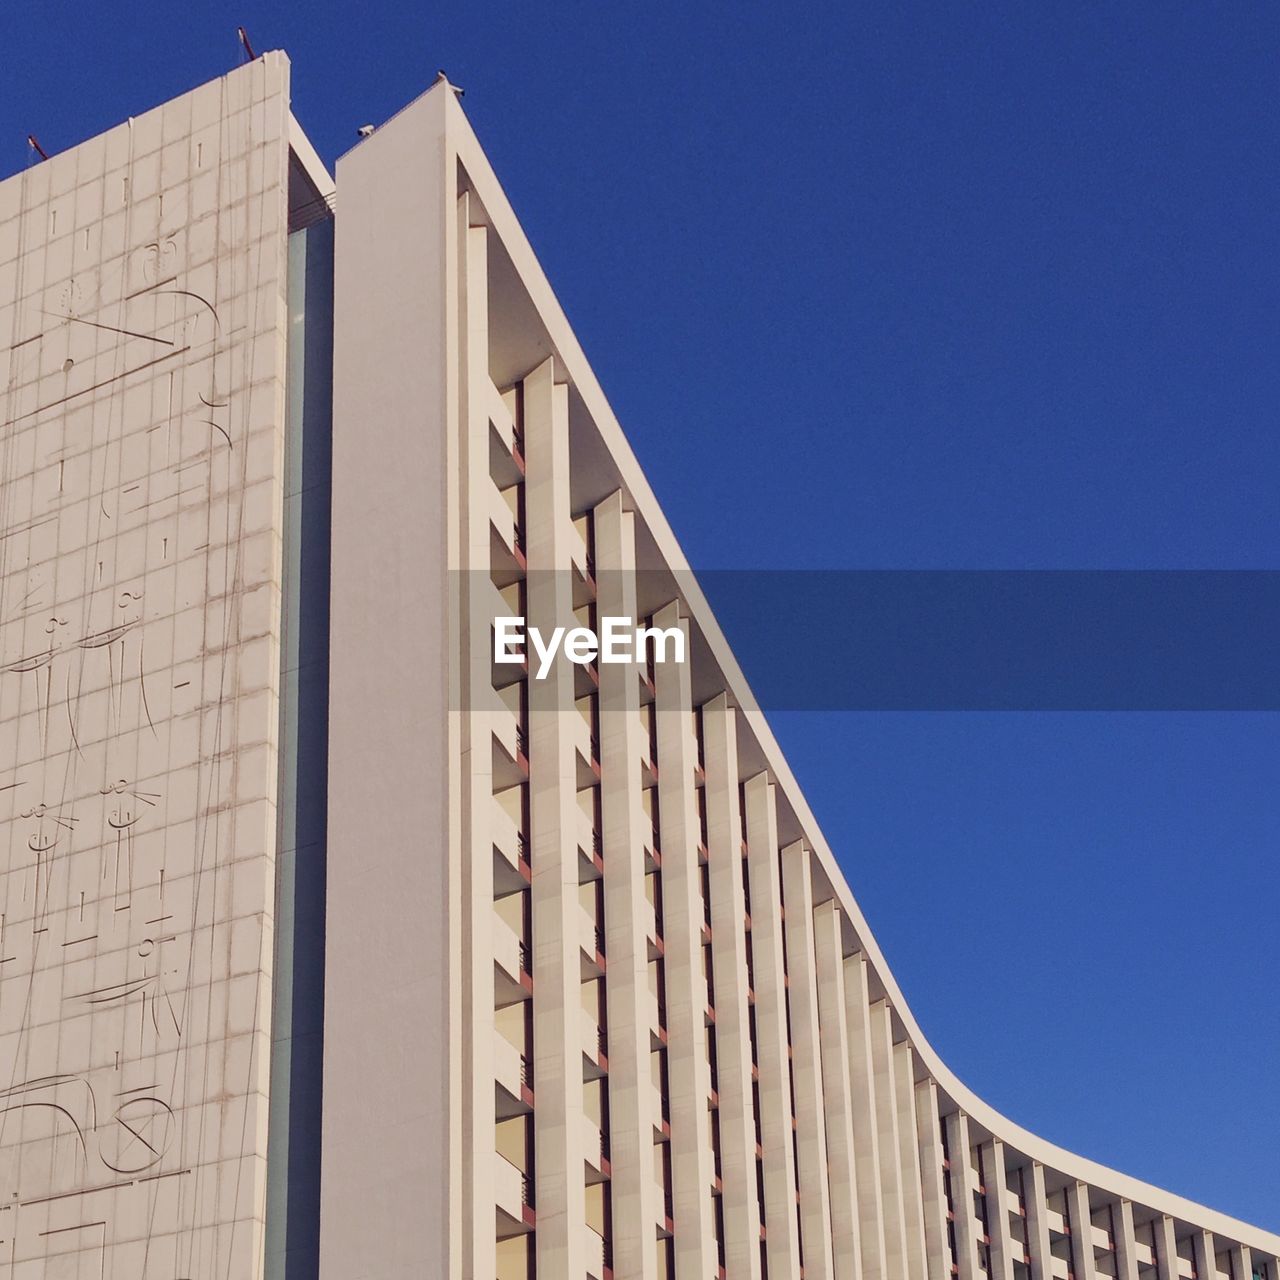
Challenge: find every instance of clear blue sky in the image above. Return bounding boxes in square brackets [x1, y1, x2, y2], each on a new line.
[4, 0, 1276, 1228]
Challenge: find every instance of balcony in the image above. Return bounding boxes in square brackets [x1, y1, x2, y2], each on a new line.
[583, 1115, 610, 1184]
[494, 1032, 533, 1119]
[640, 733, 659, 787]
[575, 805, 602, 877]
[574, 715, 600, 787]
[585, 1225, 612, 1280]
[652, 1084, 670, 1140]
[489, 482, 526, 585]
[644, 816, 661, 862]
[657, 1185, 674, 1238]
[582, 1009, 607, 1080]
[487, 381, 524, 484]
[579, 904, 605, 979]
[492, 798, 530, 895]
[493, 914, 532, 1007]
[490, 693, 528, 791]
[647, 988, 666, 1048]
[489, 583, 528, 685]
[494, 1152, 535, 1239]
[568, 520, 595, 606]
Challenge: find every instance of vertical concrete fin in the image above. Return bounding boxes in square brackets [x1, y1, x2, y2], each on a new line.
[744, 774, 803, 1278]
[1024, 1162, 1053, 1280]
[782, 844, 837, 1280]
[1193, 1231, 1217, 1280]
[654, 601, 718, 1278]
[525, 356, 588, 1279]
[845, 954, 889, 1280]
[597, 491, 659, 1280]
[813, 902, 864, 1280]
[460, 199, 497, 1280]
[1068, 1181, 1100, 1280]
[704, 694, 764, 1280]
[1114, 1200, 1140, 1280]
[914, 1080, 951, 1280]
[945, 1111, 983, 1280]
[869, 1001, 910, 1277]
[325, 71, 454, 1280]
[1153, 1215, 1181, 1280]
[893, 1042, 929, 1280]
[983, 1139, 1016, 1280]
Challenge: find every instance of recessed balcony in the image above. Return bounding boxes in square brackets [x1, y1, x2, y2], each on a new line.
[577, 811, 604, 882]
[652, 1085, 669, 1141]
[494, 1032, 533, 1120]
[494, 1152, 535, 1239]
[568, 520, 595, 607]
[581, 1010, 607, 1080]
[579, 904, 605, 979]
[585, 1224, 612, 1280]
[583, 1116, 610, 1185]
[487, 382, 524, 486]
[647, 990, 666, 1049]
[490, 482, 526, 587]
[494, 915, 533, 1007]
[492, 798, 531, 895]
[491, 697, 529, 791]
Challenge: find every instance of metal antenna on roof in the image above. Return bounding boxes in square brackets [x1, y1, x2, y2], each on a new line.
[237, 26, 257, 62]
[434, 69, 464, 98]
[27, 135, 49, 162]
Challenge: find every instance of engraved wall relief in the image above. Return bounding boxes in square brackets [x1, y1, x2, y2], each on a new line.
[0, 55, 290, 1278]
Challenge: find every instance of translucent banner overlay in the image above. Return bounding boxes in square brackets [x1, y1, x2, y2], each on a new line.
[459, 570, 1279, 711]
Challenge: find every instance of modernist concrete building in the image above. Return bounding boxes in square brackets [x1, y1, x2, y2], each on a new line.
[0, 51, 1274, 1280]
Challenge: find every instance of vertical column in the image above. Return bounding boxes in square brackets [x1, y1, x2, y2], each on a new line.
[1067, 1182, 1099, 1280]
[1230, 1246, 1253, 1280]
[744, 773, 803, 1279]
[1113, 1200, 1140, 1280]
[525, 355, 587, 1280]
[781, 844, 836, 1280]
[1023, 1162, 1053, 1280]
[982, 1139, 1015, 1280]
[913, 1080, 950, 1280]
[271, 175, 334, 1280]
[653, 601, 717, 1279]
[1193, 1231, 1216, 1280]
[596, 490, 658, 1280]
[460, 206, 496, 1280]
[869, 1001, 909, 1278]
[892, 1042, 928, 1280]
[324, 79, 454, 1280]
[845, 955, 888, 1280]
[702, 695, 763, 1280]
[1153, 1215, 1180, 1280]
[813, 901, 863, 1280]
[944, 1111, 982, 1280]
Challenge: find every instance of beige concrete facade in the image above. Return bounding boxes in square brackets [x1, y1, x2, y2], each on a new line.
[1, 58, 1276, 1280]
[0, 53, 297, 1278]
[323, 73, 1279, 1280]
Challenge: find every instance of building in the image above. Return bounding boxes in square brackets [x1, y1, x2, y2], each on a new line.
[0, 51, 1273, 1280]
